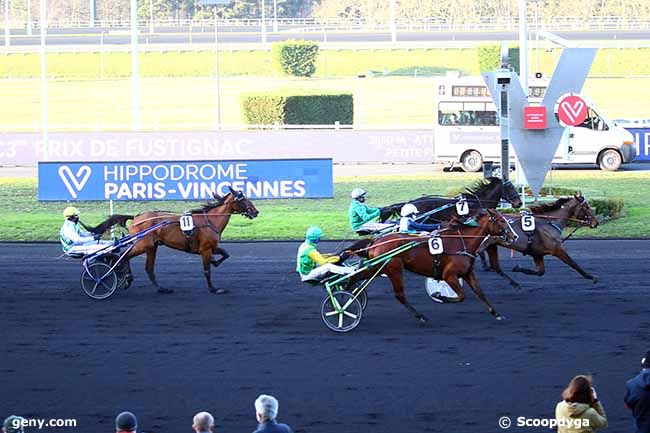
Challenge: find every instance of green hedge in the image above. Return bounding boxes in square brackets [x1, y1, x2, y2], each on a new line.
[590, 197, 626, 220]
[272, 40, 319, 77]
[241, 93, 353, 126]
[477, 45, 520, 74]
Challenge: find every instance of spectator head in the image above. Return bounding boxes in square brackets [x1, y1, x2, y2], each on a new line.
[562, 375, 595, 405]
[192, 412, 214, 433]
[115, 411, 137, 433]
[643, 350, 650, 369]
[3, 416, 25, 433]
[255, 394, 279, 423]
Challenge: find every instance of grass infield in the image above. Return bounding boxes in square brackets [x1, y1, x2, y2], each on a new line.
[2, 170, 648, 241]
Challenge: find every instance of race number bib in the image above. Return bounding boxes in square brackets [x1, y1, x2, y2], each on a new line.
[428, 237, 444, 255]
[179, 213, 194, 232]
[521, 214, 536, 232]
[456, 199, 469, 216]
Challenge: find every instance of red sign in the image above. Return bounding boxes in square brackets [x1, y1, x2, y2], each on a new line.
[523, 106, 547, 129]
[556, 94, 588, 127]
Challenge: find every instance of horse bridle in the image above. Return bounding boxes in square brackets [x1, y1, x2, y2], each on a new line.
[232, 191, 257, 219]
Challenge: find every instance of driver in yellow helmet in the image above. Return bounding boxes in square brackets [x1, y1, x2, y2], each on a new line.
[60, 206, 112, 255]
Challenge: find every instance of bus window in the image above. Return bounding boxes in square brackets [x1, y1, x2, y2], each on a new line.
[438, 102, 498, 126]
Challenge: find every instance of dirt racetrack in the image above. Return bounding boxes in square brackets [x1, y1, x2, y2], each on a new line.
[1, 240, 649, 433]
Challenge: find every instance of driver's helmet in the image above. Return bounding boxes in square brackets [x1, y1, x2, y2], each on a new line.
[400, 203, 419, 218]
[305, 226, 323, 243]
[350, 188, 366, 199]
[63, 206, 80, 220]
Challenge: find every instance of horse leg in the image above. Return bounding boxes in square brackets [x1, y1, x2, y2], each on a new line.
[438, 271, 466, 304]
[202, 249, 227, 294]
[464, 271, 504, 320]
[553, 247, 599, 283]
[512, 255, 546, 276]
[488, 245, 521, 289]
[479, 250, 492, 271]
[385, 260, 429, 324]
[210, 246, 230, 268]
[145, 246, 172, 294]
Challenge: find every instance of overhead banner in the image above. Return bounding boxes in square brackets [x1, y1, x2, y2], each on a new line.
[38, 159, 333, 201]
[2, 130, 434, 165]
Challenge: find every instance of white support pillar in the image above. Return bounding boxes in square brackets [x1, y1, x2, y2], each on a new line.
[40, 0, 48, 160]
[272, 0, 277, 32]
[130, 0, 141, 130]
[260, 0, 266, 43]
[4, 0, 9, 47]
[27, 0, 32, 35]
[214, 12, 221, 130]
[389, 0, 396, 43]
[516, 0, 529, 189]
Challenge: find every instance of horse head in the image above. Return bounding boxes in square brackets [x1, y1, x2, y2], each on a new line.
[500, 179, 523, 209]
[571, 193, 598, 228]
[484, 209, 518, 244]
[219, 186, 259, 219]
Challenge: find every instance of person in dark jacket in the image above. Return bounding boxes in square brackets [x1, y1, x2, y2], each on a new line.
[625, 350, 650, 433]
[252, 394, 292, 433]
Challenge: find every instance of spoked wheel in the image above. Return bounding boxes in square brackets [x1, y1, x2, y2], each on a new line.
[104, 254, 132, 290]
[344, 279, 369, 311]
[321, 290, 363, 333]
[80, 262, 118, 300]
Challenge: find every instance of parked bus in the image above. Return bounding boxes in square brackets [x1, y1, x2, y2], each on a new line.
[433, 75, 636, 171]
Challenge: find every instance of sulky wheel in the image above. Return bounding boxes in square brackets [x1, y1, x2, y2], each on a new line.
[104, 254, 132, 291]
[344, 279, 369, 311]
[80, 261, 118, 300]
[321, 290, 363, 333]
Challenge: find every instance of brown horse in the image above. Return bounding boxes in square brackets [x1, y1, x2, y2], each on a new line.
[125, 187, 259, 294]
[478, 194, 599, 287]
[349, 209, 517, 323]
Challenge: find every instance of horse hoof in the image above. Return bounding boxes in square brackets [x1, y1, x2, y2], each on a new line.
[592, 277, 599, 284]
[210, 288, 229, 295]
[512, 283, 521, 290]
[416, 315, 429, 324]
[512, 265, 520, 272]
[495, 314, 506, 321]
[157, 288, 174, 294]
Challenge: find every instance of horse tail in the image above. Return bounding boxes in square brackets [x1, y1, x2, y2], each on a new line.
[81, 214, 134, 235]
[380, 203, 403, 222]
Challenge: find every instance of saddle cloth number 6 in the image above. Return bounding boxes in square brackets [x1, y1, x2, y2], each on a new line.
[428, 237, 444, 255]
[180, 214, 194, 232]
[522, 215, 536, 232]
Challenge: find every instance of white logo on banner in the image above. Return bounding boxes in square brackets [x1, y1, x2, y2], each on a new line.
[58, 165, 91, 199]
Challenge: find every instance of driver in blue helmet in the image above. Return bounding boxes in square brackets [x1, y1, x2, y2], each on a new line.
[296, 226, 354, 283]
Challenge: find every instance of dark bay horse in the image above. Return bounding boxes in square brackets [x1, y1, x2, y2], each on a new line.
[349, 210, 517, 323]
[478, 194, 599, 288]
[380, 177, 522, 223]
[89, 187, 259, 294]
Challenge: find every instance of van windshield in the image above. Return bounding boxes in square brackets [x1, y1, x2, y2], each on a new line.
[438, 102, 499, 126]
[578, 108, 609, 131]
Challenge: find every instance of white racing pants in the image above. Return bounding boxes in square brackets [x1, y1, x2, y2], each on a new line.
[66, 241, 114, 256]
[301, 264, 354, 283]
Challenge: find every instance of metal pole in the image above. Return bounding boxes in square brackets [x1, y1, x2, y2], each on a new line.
[40, 0, 48, 160]
[499, 81, 509, 182]
[100, 31, 104, 80]
[261, 0, 266, 43]
[149, 0, 154, 33]
[389, 0, 396, 43]
[214, 11, 221, 130]
[4, 0, 9, 47]
[89, 0, 96, 27]
[130, 0, 140, 130]
[26, 0, 31, 36]
[516, 0, 528, 188]
[272, 0, 277, 32]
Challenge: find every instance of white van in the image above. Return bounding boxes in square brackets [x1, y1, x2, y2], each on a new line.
[434, 75, 636, 171]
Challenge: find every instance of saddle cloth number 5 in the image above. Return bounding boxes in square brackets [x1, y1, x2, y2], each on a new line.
[428, 237, 444, 255]
[180, 214, 195, 232]
[522, 215, 536, 232]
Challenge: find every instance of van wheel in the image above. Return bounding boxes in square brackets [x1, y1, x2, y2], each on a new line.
[598, 149, 622, 171]
[460, 150, 483, 172]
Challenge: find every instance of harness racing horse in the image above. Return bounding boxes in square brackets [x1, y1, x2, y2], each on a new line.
[379, 177, 522, 223]
[478, 194, 599, 288]
[122, 187, 259, 294]
[349, 209, 517, 323]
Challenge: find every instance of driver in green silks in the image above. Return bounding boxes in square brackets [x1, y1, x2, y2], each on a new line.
[296, 226, 353, 283]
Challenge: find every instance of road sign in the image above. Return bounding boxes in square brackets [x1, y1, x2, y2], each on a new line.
[523, 106, 547, 129]
[556, 94, 588, 127]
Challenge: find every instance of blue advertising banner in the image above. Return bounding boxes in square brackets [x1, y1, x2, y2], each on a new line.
[38, 159, 333, 201]
[625, 128, 650, 161]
